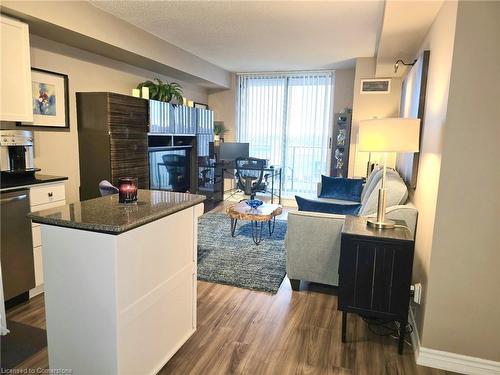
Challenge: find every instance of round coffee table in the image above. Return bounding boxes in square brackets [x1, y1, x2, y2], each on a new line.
[226, 202, 283, 245]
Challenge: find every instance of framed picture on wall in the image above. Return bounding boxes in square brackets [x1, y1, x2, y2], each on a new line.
[194, 102, 209, 110]
[20, 68, 69, 128]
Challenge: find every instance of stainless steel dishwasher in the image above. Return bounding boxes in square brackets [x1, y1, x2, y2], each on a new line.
[0, 188, 35, 301]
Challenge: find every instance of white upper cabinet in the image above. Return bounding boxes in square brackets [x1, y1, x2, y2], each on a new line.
[1, 15, 33, 122]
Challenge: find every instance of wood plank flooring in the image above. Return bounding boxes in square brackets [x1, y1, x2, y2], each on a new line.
[161, 280, 452, 375]
[7, 282, 452, 374]
[5, 201, 454, 374]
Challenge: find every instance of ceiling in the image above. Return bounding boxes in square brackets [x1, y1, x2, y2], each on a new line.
[90, 0, 385, 73]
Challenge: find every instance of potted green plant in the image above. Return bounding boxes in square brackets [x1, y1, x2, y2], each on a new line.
[213, 121, 228, 142]
[137, 78, 183, 103]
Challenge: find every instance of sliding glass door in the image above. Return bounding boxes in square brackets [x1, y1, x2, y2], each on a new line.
[237, 72, 333, 196]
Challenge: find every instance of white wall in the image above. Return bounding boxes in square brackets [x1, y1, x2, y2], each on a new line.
[408, 0, 458, 342]
[333, 68, 355, 114]
[207, 74, 237, 142]
[207, 74, 238, 191]
[349, 57, 402, 177]
[1, 35, 208, 204]
[419, 0, 500, 361]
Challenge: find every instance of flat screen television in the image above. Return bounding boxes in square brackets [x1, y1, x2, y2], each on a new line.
[218, 142, 250, 162]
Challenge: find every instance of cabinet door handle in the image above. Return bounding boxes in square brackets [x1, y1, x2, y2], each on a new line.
[48, 192, 53, 197]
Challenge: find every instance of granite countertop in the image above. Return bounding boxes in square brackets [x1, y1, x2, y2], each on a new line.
[0, 173, 68, 191]
[29, 190, 206, 235]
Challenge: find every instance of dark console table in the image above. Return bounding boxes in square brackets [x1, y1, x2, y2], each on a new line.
[338, 215, 415, 354]
[197, 162, 282, 204]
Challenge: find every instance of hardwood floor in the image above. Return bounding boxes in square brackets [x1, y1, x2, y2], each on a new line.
[5, 201, 454, 374]
[7, 281, 453, 374]
[161, 280, 452, 375]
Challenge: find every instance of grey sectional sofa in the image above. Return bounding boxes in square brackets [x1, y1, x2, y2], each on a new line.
[285, 167, 418, 289]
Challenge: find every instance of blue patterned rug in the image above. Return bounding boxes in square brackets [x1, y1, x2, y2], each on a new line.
[197, 212, 287, 294]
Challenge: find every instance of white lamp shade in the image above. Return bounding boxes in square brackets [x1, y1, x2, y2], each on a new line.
[358, 118, 420, 152]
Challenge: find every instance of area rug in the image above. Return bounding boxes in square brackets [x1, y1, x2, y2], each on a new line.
[198, 212, 287, 294]
[0, 320, 47, 370]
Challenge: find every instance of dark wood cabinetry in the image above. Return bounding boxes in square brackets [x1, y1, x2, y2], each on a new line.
[77, 92, 149, 200]
[338, 215, 415, 354]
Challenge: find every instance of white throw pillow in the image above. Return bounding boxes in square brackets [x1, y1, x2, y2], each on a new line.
[359, 173, 408, 215]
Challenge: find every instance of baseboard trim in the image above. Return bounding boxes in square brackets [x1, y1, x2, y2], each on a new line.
[418, 348, 500, 375]
[29, 284, 44, 299]
[409, 309, 500, 375]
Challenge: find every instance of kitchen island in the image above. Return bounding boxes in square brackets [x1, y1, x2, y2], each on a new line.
[29, 190, 205, 375]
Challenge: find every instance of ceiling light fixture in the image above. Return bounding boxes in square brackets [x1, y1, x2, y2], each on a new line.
[394, 59, 417, 73]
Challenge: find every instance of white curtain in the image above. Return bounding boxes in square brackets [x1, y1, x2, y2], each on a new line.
[237, 72, 333, 195]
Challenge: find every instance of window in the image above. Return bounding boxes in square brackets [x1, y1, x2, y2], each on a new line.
[237, 72, 333, 195]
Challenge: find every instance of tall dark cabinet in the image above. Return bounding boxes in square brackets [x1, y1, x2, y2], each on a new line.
[330, 110, 352, 177]
[77, 92, 149, 200]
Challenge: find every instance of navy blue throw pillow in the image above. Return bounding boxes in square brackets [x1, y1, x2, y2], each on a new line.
[295, 196, 361, 215]
[319, 175, 364, 202]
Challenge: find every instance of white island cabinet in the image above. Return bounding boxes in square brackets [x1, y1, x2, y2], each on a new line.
[30, 190, 205, 375]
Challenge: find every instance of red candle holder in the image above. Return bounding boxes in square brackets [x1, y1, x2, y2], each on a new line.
[118, 177, 138, 204]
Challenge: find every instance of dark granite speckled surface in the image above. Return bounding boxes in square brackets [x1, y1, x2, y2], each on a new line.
[29, 190, 205, 234]
[1, 174, 68, 191]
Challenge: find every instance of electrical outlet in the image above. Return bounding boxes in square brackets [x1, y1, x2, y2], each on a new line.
[413, 283, 422, 304]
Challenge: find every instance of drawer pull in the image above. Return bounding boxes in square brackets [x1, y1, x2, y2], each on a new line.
[48, 192, 53, 197]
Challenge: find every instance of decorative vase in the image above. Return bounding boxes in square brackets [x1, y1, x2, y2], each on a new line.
[214, 134, 220, 142]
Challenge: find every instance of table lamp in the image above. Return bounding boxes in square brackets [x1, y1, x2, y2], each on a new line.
[358, 118, 420, 229]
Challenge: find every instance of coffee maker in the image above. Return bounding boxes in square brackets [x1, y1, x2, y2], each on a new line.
[0, 130, 37, 174]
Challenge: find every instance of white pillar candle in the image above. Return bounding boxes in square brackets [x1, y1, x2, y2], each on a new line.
[141, 87, 150, 100]
[132, 89, 141, 98]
